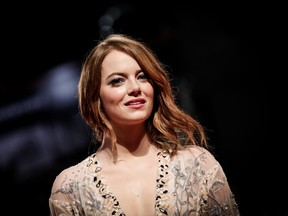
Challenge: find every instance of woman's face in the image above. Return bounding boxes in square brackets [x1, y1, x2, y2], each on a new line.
[100, 50, 154, 126]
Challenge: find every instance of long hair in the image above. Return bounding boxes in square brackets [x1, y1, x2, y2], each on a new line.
[78, 34, 208, 156]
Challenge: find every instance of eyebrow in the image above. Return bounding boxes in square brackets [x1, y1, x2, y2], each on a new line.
[105, 69, 143, 80]
[106, 72, 124, 80]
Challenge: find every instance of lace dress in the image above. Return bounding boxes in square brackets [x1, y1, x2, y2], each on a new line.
[49, 146, 240, 215]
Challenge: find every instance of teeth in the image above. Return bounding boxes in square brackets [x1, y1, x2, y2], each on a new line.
[129, 102, 141, 105]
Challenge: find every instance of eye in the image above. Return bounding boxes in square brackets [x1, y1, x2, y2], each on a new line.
[109, 77, 125, 86]
[137, 72, 148, 81]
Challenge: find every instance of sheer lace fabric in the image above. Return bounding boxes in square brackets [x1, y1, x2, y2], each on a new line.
[49, 146, 240, 215]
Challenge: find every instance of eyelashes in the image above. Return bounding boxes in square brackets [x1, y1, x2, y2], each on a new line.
[109, 72, 148, 87]
[110, 77, 124, 86]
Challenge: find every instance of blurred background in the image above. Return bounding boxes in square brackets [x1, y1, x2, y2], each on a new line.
[1, 3, 275, 216]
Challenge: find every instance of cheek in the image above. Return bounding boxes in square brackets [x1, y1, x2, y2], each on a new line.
[145, 83, 154, 100]
[100, 87, 126, 107]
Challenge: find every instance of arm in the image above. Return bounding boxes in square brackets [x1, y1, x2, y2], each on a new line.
[199, 162, 240, 216]
[48, 170, 82, 216]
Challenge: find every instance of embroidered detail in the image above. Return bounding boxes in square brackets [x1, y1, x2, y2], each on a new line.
[87, 153, 125, 215]
[155, 150, 170, 215]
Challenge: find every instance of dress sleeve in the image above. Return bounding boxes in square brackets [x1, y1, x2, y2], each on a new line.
[48, 168, 82, 216]
[49, 198, 75, 216]
[198, 149, 240, 216]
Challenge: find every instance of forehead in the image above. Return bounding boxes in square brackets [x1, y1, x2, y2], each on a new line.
[102, 50, 140, 74]
[103, 50, 132, 64]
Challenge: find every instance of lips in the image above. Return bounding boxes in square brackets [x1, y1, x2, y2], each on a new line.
[124, 98, 146, 106]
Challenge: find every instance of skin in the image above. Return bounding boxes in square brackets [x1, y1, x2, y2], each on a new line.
[100, 49, 154, 127]
[98, 50, 157, 215]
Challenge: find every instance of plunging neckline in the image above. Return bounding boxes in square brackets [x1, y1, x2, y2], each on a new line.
[87, 149, 170, 215]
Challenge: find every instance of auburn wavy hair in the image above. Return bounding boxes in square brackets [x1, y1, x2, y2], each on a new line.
[78, 34, 208, 156]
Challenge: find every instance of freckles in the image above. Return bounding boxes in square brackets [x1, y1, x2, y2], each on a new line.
[102, 88, 126, 104]
[145, 84, 154, 96]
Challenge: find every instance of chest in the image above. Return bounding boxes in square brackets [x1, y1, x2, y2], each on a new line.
[85, 151, 176, 215]
[100, 157, 159, 215]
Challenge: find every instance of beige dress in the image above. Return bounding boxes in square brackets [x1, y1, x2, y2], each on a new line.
[49, 145, 240, 215]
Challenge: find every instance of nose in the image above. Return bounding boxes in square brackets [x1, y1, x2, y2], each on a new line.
[128, 81, 141, 96]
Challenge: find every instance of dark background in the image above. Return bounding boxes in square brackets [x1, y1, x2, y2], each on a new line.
[0, 3, 276, 216]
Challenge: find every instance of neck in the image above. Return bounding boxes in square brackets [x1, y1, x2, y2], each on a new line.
[100, 124, 152, 162]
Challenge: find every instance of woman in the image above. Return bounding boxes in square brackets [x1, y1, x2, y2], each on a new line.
[49, 34, 240, 215]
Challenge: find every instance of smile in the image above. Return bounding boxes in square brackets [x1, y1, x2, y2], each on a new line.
[124, 98, 146, 106]
[126, 101, 143, 105]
